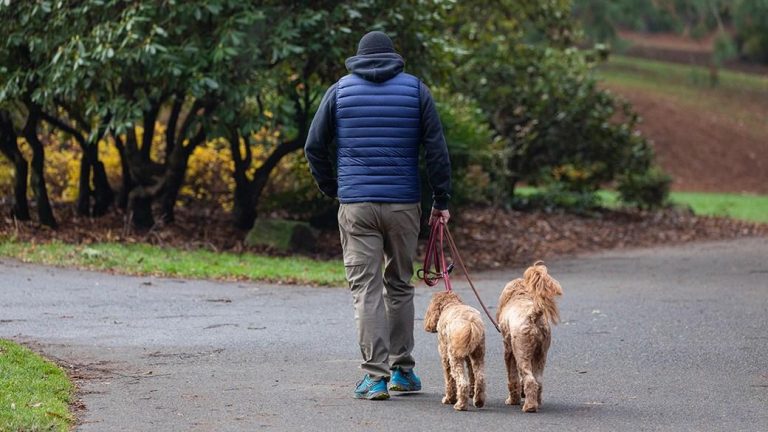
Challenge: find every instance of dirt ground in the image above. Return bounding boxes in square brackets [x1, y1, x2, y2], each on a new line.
[2, 204, 766, 272]
[618, 30, 768, 75]
[605, 84, 768, 195]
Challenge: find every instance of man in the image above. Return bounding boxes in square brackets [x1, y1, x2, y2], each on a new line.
[304, 31, 451, 400]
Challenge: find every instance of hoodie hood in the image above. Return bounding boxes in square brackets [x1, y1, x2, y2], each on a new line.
[344, 52, 405, 83]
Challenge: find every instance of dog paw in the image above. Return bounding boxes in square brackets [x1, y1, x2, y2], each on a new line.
[505, 395, 520, 406]
[453, 402, 468, 411]
[522, 401, 538, 413]
[442, 395, 456, 405]
[473, 396, 485, 408]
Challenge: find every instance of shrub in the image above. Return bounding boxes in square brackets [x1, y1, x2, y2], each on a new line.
[432, 89, 503, 207]
[513, 182, 603, 215]
[617, 165, 671, 210]
[458, 42, 655, 201]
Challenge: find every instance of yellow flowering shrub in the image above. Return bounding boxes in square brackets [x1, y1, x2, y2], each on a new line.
[0, 123, 317, 214]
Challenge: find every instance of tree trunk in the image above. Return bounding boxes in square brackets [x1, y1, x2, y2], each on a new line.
[113, 135, 133, 210]
[160, 127, 206, 224]
[128, 189, 154, 229]
[91, 158, 114, 217]
[11, 154, 30, 220]
[23, 111, 57, 228]
[86, 139, 114, 216]
[124, 124, 160, 228]
[232, 177, 256, 230]
[245, 139, 304, 224]
[40, 109, 114, 217]
[76, 151, 92, 215]
[159, 158, 187, 224]
[0, 112, 30, 220]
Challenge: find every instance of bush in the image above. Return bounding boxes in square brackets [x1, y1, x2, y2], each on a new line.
[512, 182, 603, 215]
[457, 41, 656, 202]
[432, 89, 503, 207]
[734, 0, 768, 63]
[617, 165, 671, 209]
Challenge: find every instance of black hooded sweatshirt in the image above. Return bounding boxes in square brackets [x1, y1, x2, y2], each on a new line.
[304, 52, 452, 210]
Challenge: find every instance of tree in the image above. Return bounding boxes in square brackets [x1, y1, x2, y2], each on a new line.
[221, 0, 453, 229]
[447, 0, 654, 196]
[1, 1, 116, 223]
[734, 0, 768, 63]
[0, 110, 29, 221]
[45, 0, 265, 227]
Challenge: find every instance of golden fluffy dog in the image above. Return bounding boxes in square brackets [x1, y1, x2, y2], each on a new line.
[497, 261, 563, 412]
[424, 291, 486, 411]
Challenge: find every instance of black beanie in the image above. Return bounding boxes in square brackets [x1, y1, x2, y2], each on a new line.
[356, 31, 396, 55]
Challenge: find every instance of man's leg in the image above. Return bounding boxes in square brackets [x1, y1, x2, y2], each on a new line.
[381, 203, 421, 372]
[338, 203, 389, 380]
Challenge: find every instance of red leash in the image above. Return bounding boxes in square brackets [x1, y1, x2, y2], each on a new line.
[418, 219, 501, 332]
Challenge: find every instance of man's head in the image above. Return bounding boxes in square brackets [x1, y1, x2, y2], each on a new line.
[356, 31, 396, 55]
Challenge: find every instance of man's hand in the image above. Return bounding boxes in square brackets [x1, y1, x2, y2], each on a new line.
[429, 207, 450, 225]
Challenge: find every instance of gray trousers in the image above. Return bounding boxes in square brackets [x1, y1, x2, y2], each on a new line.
[338, 202, 421, 380]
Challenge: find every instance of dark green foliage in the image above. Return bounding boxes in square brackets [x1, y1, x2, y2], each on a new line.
[573, 0, 768, 65]
[618, 165, 672, 210]
[513, 183, 604, 215]
[0, 0, 668, 227]
[733, 0, 768, 63]
[574, 0, 681, 42]
[433, 90, 501, 206]
[448, 2, 652, 201]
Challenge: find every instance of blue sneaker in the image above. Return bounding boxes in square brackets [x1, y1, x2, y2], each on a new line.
[389, 367, 422, 392]
[354, 375, 390, 400]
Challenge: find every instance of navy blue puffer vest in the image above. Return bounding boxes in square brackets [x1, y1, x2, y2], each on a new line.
[335, 72, 421, 203]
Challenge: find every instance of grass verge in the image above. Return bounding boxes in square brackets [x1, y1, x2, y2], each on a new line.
[0, 241, 346, 286]
[600, 55, 768, 94]
[516, 187, 768, 223]
[0, 340, 74, 432]
[666, 192, 768, 223]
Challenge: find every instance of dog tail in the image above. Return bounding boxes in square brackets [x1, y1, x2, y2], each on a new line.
[524, 261, 563, 324]
[452, 318, 485, 358]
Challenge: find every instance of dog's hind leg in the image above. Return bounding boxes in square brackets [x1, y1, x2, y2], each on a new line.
[449, 355, 469, 411]
[467, 359, 475, 398]
[469, 345, 486, 408]
[440, 344, 457, 405]
[518, 358, 540, 413]
[503, 339, 521, 406]
[533, 349, 548, 407]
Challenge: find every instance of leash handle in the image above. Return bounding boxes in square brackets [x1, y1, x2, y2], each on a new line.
[417, 219, 500, 333]
[418, 220, 452, 291]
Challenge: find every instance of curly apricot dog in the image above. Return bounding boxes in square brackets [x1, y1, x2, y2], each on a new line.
[424, 291, 486, 411]
[497, 261, 563, 412]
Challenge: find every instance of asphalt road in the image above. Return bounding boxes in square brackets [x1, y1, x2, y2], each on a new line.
[1, 238, 767, 431]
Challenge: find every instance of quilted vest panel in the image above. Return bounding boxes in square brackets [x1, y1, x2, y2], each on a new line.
[335, 72, 421, 203]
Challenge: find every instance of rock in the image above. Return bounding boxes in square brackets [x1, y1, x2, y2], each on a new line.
[244, 219, 318, 253]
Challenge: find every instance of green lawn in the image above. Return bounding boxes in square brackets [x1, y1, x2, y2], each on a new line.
[600, 55, 768, 94]
[0, 241, 347, 286]
[666, 191, 768, 223]
[0, 340, 74, 432]
[516, 187, 768, 223]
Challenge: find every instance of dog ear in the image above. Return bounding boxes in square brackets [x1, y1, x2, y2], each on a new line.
[423, 293, 442, 333]
[524, 262, 563, 298]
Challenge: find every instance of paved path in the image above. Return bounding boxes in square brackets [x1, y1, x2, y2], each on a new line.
[1, 238, 767, 431]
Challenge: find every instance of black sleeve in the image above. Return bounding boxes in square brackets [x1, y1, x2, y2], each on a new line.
[419, 82, 452, 210]
[304, 83, 338, 199]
